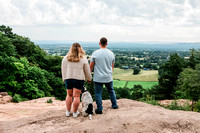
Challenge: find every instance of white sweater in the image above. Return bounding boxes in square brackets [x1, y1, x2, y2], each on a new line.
[61, 56, 92, 82]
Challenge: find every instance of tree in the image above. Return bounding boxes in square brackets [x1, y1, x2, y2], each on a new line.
[133, 67, 141, 75]
[187, 49, 197, 69]
[130, 85, 145, 100]
[177, 64, 200, 110]
[0, 32, 16, 57]
[158, 53, 185, 99]
[0, 25, 14, 38]
[0, 25, 66, 101]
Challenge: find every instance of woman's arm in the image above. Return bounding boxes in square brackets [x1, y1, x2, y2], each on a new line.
[61, 57, 66, 82]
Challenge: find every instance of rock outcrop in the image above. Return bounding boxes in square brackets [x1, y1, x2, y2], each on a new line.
[0, 98, 200, 133]
[0, 92, 12, 104]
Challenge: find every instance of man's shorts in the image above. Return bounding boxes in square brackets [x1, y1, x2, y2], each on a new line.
[65, 79, 84, 90]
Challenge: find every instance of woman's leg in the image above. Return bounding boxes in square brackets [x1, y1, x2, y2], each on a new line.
[66, 89, 73, 111]
[72, 88, 81, 113]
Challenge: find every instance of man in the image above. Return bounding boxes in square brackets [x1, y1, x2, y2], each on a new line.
[90, 37, 118, 114]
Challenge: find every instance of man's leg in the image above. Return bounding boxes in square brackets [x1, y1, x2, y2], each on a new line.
[94, 82, 103, 112]
[105, 81, 118, 109]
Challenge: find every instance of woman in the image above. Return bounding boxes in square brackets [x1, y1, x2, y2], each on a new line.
[61, 43, 92, 118]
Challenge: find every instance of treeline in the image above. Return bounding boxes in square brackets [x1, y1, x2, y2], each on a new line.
[0, 25, 66, 101]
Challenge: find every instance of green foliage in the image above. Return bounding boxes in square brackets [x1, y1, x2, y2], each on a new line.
[84, 80, 95, 99]
[158, 53, 185, 99]
[47, 99, 53, 103]
[140, 95, 160, 106]
[164, 100, 191, 111]
[21, 80, 45, 99]
[143, 62, 158, 70]
[45, 72, 66, 100]
[12, 94, 22, 103]
[177, 64, 200, 102]
[173, 90, 186, 99]
[44, 55, 63, 77]
[133, 67, 141, 75]
[194, 100, 200, 112]
[126, 81, 158, 90]
[187, 49, 197, 69]
[28, 66, 52, 96]
[130, 85, 145, 100]
[115, 87, 130, 99]
[113, 80, 127, 88]
[0, 32, 16, 57]
[102, 87, 110, 100]
[147, 85, 166, 100]
[0, 25, 14, 38]
[0, 25, 65, 101]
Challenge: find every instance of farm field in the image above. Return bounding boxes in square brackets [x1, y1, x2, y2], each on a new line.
[113, 68, 158, 81]
[126, 81, 158, 89]
[113, 80, 158, 89]
[112, 68, 158, 89]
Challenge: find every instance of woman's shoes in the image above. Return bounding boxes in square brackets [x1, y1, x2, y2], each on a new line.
[66, 111, 80, 118]
[66, 111, 70, 117]
[73, 111, 80, 118]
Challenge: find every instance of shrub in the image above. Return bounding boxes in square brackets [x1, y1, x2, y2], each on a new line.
[133, 67, 141, 75]
[130, 85, 145, 100]
[115, 87, 130, 99]
[141, 95, 160, 106]
[194, 99, 200, 112]
[12, 94, 22, 103]
[165, 100, 190, 111]
[47, 99, 53, 103]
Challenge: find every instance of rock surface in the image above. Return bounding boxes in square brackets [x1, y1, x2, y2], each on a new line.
[0, 92, 12, 104]
[0, 92, 8, 96]
[0, 98, 200, 133]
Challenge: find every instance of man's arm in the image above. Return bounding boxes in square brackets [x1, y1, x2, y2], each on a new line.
[112, 63, 114, 72]
[90, 61, 95, 72]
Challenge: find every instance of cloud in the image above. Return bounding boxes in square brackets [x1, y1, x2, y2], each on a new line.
[1, 0, 199, 26]
[0, 0, 200, 42]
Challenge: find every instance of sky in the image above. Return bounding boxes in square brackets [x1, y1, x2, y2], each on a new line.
[0, 0, 200, 42]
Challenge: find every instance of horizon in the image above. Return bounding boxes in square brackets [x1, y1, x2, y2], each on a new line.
[33, 40, 200, 44]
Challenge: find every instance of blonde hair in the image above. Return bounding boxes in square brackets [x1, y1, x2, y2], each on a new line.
[67, 43, 85, 62]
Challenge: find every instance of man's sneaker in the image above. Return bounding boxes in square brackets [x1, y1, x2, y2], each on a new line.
[66, 111, 70, 117]
[95, 109, 102, 114]
[73, 111, 80, 118]
[112, 106, 118, 109]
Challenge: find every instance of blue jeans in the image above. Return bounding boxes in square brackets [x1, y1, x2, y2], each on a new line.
[94, 81, 118, 111]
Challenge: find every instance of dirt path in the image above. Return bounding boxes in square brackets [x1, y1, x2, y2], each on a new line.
[0, 98, 200, 133]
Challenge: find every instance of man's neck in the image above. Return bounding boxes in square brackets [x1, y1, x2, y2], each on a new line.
[100, 46, 107, 49]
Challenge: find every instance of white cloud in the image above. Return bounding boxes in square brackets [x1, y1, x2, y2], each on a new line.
[0, 0, 200, 42]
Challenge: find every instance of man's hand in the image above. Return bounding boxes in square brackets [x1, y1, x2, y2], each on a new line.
[87, 80, 91, 84]
[112, 63, 115, 72]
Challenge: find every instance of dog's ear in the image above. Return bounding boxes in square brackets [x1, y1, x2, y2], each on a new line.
[85, 103, 93, 115]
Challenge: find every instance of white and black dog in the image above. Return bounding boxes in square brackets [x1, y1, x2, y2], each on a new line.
[81, 87, 93, 120]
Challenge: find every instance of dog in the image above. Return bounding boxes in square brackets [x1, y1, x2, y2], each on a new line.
[81, 87, 93, 120]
